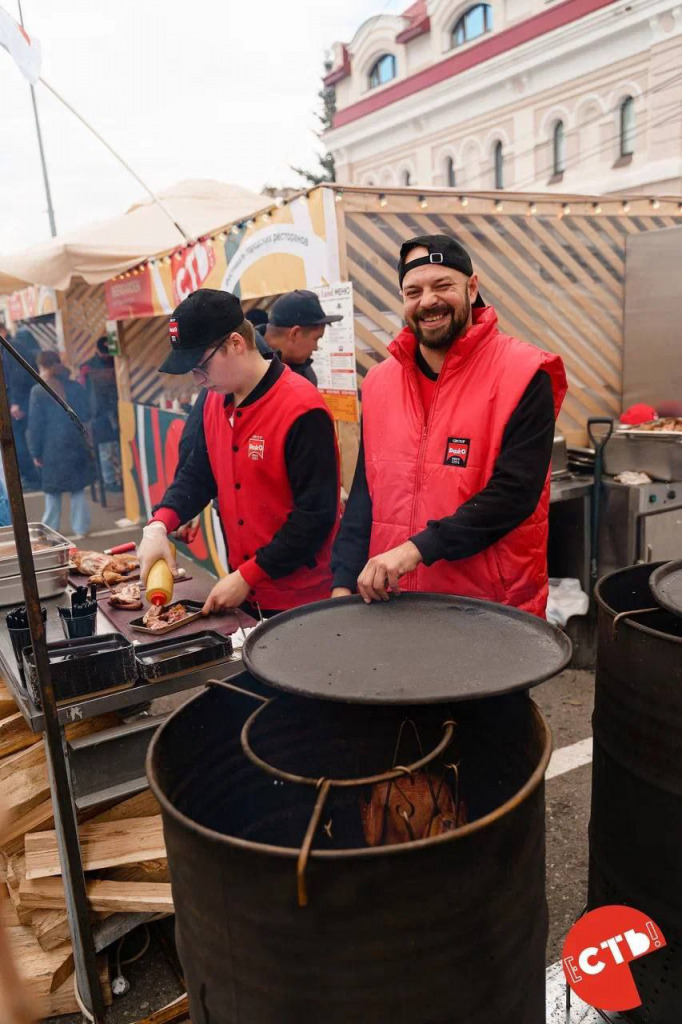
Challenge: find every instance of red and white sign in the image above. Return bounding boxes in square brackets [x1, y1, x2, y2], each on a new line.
[563, 905, 666, 1012]
[247, 435, 265, 461]
[105, 274, 154, 321]
[172, 241, 216, 305]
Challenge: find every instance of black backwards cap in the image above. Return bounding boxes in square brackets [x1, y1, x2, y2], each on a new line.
[398, 234, 485, 306]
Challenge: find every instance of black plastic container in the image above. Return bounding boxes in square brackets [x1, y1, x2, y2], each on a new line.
[134, 630, 233, 681]
[23, 632, 137, 706]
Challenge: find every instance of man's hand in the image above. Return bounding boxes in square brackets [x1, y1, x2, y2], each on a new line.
[202, 570, 250, 615]
[10, 404, 24, 421]
[331, 587, 352, 599]
[357, 540, 422, 603]
[138, 521, 176, 584]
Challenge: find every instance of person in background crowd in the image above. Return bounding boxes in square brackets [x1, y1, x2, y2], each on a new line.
[0, 459, 11, 528]
[245, 307, 269, 337]
[27, 351, 94, 538]
[80, 336, 121, 491]
[259, 290, 342, 386]
[137, 289, 339, 617]
[3, 325, 41, 490]
[331, 233, 567, 617]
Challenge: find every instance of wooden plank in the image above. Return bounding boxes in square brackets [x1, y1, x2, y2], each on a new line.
[20, 876, 173, 914]
[0, 800, 53, 858]
[0, 712, 41, 759]
[25, 817, 166, 879]
[32, 957, 111, 1018]
[0, 677, 17, 718]
[5, 924, 74, 996]
[6, 856, 32, 925]
[134, 994, 190, 1024]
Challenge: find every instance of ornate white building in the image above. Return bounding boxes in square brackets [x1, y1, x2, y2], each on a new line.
[323, 0, 682, 195]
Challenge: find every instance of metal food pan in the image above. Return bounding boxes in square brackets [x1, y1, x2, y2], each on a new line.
[0, 564, 68, 607]
[135, 630, 233, 680]
[603, 432, 682, 480]
[0, 523, 71, 579]
[130, 600, 205, 636]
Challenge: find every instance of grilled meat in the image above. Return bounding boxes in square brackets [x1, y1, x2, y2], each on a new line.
[70, 549, 139, 585]
[108, 582, 143, 610]
[141, 602, 190, 630]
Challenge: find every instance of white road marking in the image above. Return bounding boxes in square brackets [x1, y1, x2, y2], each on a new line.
[546, 737, 593, 781]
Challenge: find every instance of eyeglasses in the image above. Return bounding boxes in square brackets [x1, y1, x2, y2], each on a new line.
[193, 337, 225, 376]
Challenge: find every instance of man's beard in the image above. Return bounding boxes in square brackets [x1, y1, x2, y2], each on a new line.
[408, 294, 471, 350]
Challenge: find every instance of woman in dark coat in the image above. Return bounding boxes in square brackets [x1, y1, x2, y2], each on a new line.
[27, 351, 94, 538]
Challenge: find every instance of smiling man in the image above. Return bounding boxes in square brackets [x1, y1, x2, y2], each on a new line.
[137, 289, 339, 617]
[331, 234, 568, 617]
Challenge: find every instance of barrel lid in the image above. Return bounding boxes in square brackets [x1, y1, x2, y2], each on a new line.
[649, 561, 682, 618]
[242, 593, 572, 705]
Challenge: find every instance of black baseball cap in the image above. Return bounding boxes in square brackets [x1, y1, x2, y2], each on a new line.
[158, 289, 245, 375]
[399, 234, 485, 306]
[269, 289, 343, 328]
[245, 308, 269, 329]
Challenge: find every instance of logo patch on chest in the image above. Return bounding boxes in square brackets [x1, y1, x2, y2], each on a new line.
[444, 436, 470, 467]
[247, 435, 265, 461]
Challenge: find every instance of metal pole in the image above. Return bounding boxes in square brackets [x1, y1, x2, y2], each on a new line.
[16, 0, 57, 237]
[0, 340, 105, 1020]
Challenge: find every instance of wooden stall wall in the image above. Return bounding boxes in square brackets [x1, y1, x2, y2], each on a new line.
[339, 192, 680, 445]
[59, 280, 107, 371]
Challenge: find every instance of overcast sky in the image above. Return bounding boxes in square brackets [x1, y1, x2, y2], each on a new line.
[0, 0, 402, 253]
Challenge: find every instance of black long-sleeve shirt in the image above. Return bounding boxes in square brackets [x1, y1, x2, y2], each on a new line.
[156, 358, 338, 580]
[331, 368, 555, 591]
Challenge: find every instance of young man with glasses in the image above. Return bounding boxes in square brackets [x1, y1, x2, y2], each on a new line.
[138, 289, 340, 616]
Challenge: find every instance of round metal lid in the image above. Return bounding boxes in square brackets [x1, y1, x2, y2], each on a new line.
[649, 561, 682, 618]
[242, 593, 572, 705]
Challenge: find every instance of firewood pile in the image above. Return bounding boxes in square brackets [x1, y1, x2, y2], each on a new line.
[0, 676, 174, 1019]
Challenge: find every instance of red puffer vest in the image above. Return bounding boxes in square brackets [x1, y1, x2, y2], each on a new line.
[203, 367, 339, 610]
[362, 306, 567, 617]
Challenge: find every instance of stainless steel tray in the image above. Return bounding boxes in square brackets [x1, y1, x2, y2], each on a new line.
[604, 431, 682, 481]
[0, 564, 68, 607]
[130, 600, 205, 636]
[0, 523, 71, 579]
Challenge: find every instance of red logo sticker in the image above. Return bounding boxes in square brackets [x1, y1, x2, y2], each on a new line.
[563, 905, 666, 1012]
[247, 435, 265, 461]
[169, 319, 180, 346]
[444, 436, 470, 467]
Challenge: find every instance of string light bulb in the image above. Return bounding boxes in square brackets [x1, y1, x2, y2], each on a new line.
[528, 202, 537, 215]
[379, 193, 388, 207]
[593, 202, 602, 214]
[650, 198, 660, 210]
[562, 203, 571, 216]
[495, 200, 503, 212]
[459, 195, 468, 208]
[621, 200, 630, 214]
[418, 195, 428, 210]
[335, 191, 343, 202]
[231, 224, 240, 235]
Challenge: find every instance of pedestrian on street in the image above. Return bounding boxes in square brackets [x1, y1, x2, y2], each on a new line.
[331, 233, 567, 616]
[80, 336, 121, 491]
[137, 289, 340, 618]
[3, 325, 41, 490]
[27, 351, 94, 538]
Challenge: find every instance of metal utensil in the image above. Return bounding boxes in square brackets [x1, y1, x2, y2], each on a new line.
[587, 417, 614, 599]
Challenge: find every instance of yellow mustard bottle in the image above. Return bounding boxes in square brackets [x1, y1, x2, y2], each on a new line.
[146, 551, 175, 607]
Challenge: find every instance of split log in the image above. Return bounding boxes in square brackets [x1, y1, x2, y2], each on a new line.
[5, 923, 74, 995]
[25, 817, 166, 879]
[0, 712, 41, 759]
[0, 677, 17, 718]
[33, 956, 111, 1018]
[20, 876, 173, 914]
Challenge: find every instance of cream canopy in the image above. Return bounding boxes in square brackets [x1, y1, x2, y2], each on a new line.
[0, 179, 265, 293]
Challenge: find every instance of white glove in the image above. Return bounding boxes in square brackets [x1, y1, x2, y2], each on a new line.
[138, 521, 177, 584]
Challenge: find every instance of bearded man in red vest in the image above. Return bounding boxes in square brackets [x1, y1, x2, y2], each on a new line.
[138, 289, 339, 617]
[331, 234, 567, 618]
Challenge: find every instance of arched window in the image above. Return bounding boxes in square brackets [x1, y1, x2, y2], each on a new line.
[369, 54, 396, 89]
[445, 156, 456, 187]
[452, 4, 492, 47]
[553, 120, 565, 176]
[620, 96, 635, 157]
[401, 169, 412, 186]
[493, 140, 503, 189]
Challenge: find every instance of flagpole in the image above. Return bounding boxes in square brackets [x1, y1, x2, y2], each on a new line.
[16, 0, 57, 237]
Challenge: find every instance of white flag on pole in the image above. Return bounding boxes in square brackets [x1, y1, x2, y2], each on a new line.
[0, 5, 41, 84]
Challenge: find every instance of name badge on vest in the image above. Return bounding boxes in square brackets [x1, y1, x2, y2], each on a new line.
[248, 435, 265, 461]
[444, 436, 470, 467]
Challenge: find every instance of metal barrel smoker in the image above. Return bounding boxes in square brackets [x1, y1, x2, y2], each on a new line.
[591, 562, 682, 1023]
[148, 593, 571, 1024]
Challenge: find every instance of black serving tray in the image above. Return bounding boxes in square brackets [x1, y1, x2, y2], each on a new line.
[22, 632, 137, 707]
[134, 630, 233, 681]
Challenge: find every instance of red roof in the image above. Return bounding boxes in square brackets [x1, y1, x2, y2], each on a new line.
[396, 0, 430, 44]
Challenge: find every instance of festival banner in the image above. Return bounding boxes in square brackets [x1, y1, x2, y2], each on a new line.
[2, 284, 57, 328]
[105, 188, 341, 320]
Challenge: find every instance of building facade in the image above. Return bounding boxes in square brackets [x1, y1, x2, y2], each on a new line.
[323, 0, 682, 196]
